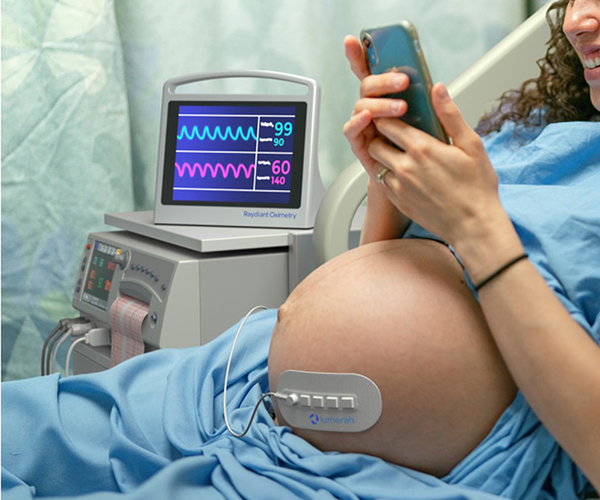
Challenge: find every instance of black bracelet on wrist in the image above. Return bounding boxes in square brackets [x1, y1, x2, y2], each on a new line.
[474, 253, 529, 292]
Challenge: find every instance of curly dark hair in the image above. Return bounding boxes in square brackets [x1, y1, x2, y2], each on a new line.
[476, 0, 600, 136]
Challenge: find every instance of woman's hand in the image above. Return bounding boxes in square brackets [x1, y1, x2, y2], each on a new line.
[367, 83, 498, 243]
[366, 82, 524, 278]
[343, 35, 411, 243]
[342, 36, 409, 190]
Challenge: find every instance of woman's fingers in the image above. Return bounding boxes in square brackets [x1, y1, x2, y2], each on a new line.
[353, 97, 407, 119]
[344, 36, 411, 96]
[344, 35, 370, 80]
[368, 136, 408, 173]
[343, 110, 379, 169]
[351, 73, 409, 119]
[343, 110, 372, 141]
[366, 83, 484, 161]
[372, 117, 424, 154]
[431, 83, 484, 154]
[359, 72, 409, 98]
[343, 113, 403, 188]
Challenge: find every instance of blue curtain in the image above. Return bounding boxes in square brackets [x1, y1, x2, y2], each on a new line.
[1, 0, 527, 380]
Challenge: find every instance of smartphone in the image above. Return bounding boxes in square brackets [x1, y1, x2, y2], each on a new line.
[360, 21, 449, 143]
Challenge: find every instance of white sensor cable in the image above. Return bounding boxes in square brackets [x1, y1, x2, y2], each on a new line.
[223, 305, 286, 438]
[65, 337, 86, 377]
[65, 328, 110, 377]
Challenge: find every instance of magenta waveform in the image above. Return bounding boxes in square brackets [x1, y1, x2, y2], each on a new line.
[175, 162, 255, 179]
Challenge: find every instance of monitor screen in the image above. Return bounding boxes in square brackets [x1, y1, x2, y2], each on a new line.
[161, 101, 307, 208]
[81, 241, 120, 310]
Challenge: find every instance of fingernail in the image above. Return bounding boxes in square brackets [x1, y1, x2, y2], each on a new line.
[394, 75, 405, 89]
[392, 101, 402, 114]
[437, 83, 449, 99]
[355, 110, 369, 123]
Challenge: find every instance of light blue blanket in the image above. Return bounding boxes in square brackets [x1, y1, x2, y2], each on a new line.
[0, 310, 582, 500]
[2, 121, 599, 499]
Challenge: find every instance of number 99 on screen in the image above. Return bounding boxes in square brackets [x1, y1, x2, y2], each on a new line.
[275, 122, 292, 136]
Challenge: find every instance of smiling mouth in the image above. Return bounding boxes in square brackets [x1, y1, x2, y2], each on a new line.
[584, 56, 600, 69]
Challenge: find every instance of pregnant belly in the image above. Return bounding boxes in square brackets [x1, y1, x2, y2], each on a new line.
[269, 238, 517, 477]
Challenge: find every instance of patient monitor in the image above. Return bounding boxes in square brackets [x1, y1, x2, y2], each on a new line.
[68, 70, 349, 374]
[154, 70, 325, 229]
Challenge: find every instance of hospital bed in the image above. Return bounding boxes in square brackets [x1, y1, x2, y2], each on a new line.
[313, 2, 552, 265]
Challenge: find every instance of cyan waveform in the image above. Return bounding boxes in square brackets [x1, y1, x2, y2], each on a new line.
[177, 125, 257, 142]
[175, 162, 255, 179]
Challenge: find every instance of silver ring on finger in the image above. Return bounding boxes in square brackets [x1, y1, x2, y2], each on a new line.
[376, 167, 390, 186]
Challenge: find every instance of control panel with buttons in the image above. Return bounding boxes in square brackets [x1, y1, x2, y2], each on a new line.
[73, 234, 175, 314]
[72, 231, 193, 350]
[125, 257, 172, 297]
[71, 229, 290, 375]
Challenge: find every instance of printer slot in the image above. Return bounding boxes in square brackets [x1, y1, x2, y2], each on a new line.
[119, 281, 153, 304]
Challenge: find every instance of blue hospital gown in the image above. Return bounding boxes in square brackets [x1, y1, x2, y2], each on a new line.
[2, 121, 599, 499]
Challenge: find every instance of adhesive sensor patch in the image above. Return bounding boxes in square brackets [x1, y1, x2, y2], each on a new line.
[276, 370, 382, 433]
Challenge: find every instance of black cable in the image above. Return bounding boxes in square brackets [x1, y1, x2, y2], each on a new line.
[45, 325, 69, 376]
[41, 324, 64, 376]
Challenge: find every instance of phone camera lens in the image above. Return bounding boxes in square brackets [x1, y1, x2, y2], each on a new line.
[363, 37, 371, 49]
